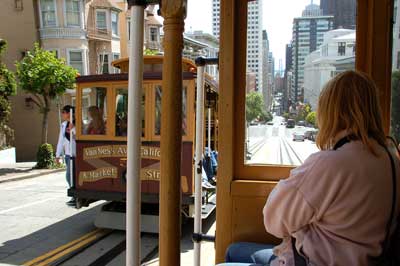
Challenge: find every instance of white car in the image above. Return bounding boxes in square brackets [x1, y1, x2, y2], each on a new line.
[293, 132, 305, 142]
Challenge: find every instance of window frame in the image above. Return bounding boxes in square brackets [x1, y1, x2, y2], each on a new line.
[95, 9, 107, 31]
[67, 49, 86, 75]
[64, 0, 82, 27]
[111, 11, 119, 37]
[38, 0, 58, 28]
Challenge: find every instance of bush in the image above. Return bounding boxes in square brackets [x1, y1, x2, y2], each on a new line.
[35, 143, 54, 169]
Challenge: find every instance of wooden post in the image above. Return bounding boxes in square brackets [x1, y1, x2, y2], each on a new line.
[159, 1, 186, 266]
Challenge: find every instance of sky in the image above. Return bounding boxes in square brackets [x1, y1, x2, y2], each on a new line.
[156, 0, 320, 71]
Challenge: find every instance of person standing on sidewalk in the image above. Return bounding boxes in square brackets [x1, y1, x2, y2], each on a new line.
[55, 105, 76, 206]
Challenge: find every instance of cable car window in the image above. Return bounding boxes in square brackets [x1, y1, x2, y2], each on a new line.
[154, 85, 188, 136]
[82, 87, 107, 135]
[392, 1, 400, 144]
[115, 88, 145, 137]
[244, 0, 357, 166]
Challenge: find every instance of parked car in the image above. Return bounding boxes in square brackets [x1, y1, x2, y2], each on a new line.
[304, 129, 318, 140]
[293, 132, 305, 142]
[309, 130, 318, 141]
[297, 120, 305, 127]
[267, 121, 274, 125]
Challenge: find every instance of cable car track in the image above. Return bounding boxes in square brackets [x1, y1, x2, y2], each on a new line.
[24, 229, 159, 266]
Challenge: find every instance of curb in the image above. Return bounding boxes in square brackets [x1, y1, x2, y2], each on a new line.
[0, 168, 66, 184]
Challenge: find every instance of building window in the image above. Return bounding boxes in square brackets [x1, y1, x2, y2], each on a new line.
[338, 42, 346, 56]
[40, 0, 56, 27]
[397, 52, 400, 69]
[150, 27, 158, 42]
[99, 54, 109, 74]
[112, 53, 120, 73]
[96, 10, 107, 30]
[65, 0, 80, 26]
[69, 50, 84, 74]
[111, 11, 118, 36]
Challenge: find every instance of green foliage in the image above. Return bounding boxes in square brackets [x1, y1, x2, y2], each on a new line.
[16, 43, 77, 144]
[283, 112, 289, 121]
[246, 92, 271, 122]
[296, 103, 312, 122]
[16, 43, 77, 100]
[35, 143, 54, 169]
[144, 49, 158, 55]
[391, 71, 400, 142]
[0, 40, 17, 148]
[306, 111, 317, 128]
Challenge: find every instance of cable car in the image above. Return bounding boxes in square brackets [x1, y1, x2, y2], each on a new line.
[68, 55, 218, 231]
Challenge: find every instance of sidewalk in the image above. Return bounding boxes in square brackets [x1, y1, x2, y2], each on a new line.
[0, 162, 65, 183]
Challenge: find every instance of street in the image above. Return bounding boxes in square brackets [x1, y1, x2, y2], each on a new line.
[0, 172, 216, 266]
[246, 116, 319, 165]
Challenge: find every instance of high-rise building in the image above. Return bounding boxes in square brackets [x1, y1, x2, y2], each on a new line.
[291, 3, 334, 104]
[262, 30, 270, 110]
[212, 0, 263, 90]
[212, 0, 221, 39]
[283, 43, 293, 112]
[320, 0, 356, 29]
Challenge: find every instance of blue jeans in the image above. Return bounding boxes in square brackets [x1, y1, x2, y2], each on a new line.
[65, 155, 72, 188]
[217, 242, 276, 266]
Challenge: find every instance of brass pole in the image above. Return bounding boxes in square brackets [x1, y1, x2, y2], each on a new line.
[159, 1, 186, 265]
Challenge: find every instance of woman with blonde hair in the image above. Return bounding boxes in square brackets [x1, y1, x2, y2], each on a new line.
[86, 106, 106, 135]
[220, 71, 400, 266]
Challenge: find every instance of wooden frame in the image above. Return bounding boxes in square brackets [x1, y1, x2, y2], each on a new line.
[215, 0, 394, 263]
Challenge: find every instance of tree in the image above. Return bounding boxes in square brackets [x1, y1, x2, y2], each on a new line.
[144, 49, 158, 55]
[391, 71, 400, 142]
[296, 103, 312, 122]
[0, 39, 17, 148]
[16, 43, 77, 144]
[306, 111, 317, 128]
[246, 91, 271, 122]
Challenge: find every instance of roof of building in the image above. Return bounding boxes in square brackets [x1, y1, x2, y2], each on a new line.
[89, 0, 122, 11]
[147, 14, 162, 26]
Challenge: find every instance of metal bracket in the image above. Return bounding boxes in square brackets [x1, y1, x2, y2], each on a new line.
[127, 0, 160, 8]
[192, 233, 216, 243]
[195, 57, 219, 67]
[196, 159, 202, 174]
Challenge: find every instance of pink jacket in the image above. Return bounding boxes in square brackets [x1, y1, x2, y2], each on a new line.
[264, 140, 400, 266]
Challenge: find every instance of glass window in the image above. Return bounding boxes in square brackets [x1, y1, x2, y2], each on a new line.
[99, 54, 109, 74]
[244, 0, 356, 166]
[111, 11, 118, 36]
[338, 42, 346, 56]
[41, 0, 56, 27]
[66, 0, 80, 26]
[96, 10, 107, 30]
[154, 86, 188, 136]
[115, 88, 145, 137]
[69, 50, 83, 74]
[150, 27, 158, 42]
[112, 53, 120, 73]
[82, 87, 107, 135]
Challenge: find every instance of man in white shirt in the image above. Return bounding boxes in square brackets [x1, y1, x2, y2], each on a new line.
[55, 105, 76, 206]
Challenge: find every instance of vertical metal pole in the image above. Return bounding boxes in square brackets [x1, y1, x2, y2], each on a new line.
[126, 4, 144, 266]
[69, 109, 74, 187]
[194, 66, 205, 266]
[208, 108, 211, 155]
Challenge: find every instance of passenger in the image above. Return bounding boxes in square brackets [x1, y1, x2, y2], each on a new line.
[85, 106, 105, 135]
[55, 105, 76, 206]
[219, 71, 400, 266]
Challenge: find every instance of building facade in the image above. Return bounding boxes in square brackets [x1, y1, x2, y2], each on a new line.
[320, 0, 356, 29]
[185, 31, 219, 80]
[212, 0, 263, 90]
[262, 30, 271, 111]
[291, 3, 334, 105]
[393, 0, 400, 72]
[303, 29, 355, 109]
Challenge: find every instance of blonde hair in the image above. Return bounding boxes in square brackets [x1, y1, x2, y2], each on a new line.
[316, 70, 386, 154]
